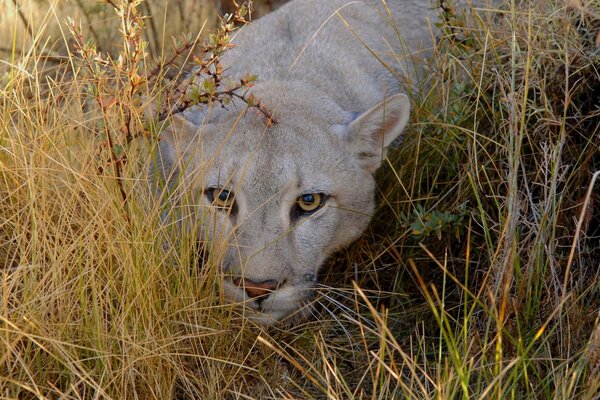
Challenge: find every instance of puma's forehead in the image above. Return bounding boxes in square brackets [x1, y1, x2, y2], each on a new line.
[200, 119, 352, 194]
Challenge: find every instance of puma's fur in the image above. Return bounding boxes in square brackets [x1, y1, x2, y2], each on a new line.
[154, 0, 438, 323]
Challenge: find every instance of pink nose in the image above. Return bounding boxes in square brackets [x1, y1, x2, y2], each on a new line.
[232, 278, 279, 298]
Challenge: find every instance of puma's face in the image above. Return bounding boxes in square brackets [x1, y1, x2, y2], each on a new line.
[155, 93, 410, 324]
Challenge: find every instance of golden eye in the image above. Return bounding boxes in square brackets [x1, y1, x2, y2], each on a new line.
[209, 188, 235, 209]
[297, 193, 324, 212]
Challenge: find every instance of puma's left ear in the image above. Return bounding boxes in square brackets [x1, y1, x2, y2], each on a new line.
[346, 93, 411, 173]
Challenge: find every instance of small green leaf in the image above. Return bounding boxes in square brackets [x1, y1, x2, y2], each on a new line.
[112, 144, 124, 157]
[202, 78, 216, 95]
[189, 87, 201, 104]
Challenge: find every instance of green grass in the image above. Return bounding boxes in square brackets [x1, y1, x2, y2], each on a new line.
[1, 0, 599, 398]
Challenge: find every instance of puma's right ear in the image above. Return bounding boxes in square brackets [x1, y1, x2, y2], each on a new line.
[345, 93, 411, 174]
[160, 114, 200, 151]
[151, 114, 201, 188]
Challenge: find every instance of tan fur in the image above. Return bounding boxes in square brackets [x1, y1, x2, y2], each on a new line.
[154, 0, 435, 323]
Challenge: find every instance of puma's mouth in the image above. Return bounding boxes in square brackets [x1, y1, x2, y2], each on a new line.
[221, 279, 310, 324]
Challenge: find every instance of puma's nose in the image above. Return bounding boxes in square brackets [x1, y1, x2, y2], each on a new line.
[232, 277, 280, 298]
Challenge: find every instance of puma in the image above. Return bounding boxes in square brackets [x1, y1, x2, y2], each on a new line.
[153, 0, 439, 323]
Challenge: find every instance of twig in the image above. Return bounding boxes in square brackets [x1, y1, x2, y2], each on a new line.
[98, 98, 132, 227]
[142, 1, 160, 58]
[148, 37, 197, 81]
[152, 1, 276, 126]
[73, 0, 103, 51]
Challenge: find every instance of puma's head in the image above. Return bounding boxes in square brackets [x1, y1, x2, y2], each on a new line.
[153, 89, 410, 324]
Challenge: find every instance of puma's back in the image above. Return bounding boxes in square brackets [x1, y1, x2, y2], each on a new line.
[155, 0, 438, 323]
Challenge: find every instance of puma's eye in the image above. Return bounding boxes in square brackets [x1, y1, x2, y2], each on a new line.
[207, 188, 235, 210]
[296, 193, 324, 213]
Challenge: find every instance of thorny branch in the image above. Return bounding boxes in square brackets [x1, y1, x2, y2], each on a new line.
[155, 0, 277, 126]
[65, 0, 276, 219]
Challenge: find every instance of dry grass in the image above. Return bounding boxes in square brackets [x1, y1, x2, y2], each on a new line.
[1, 0, 599, 398]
